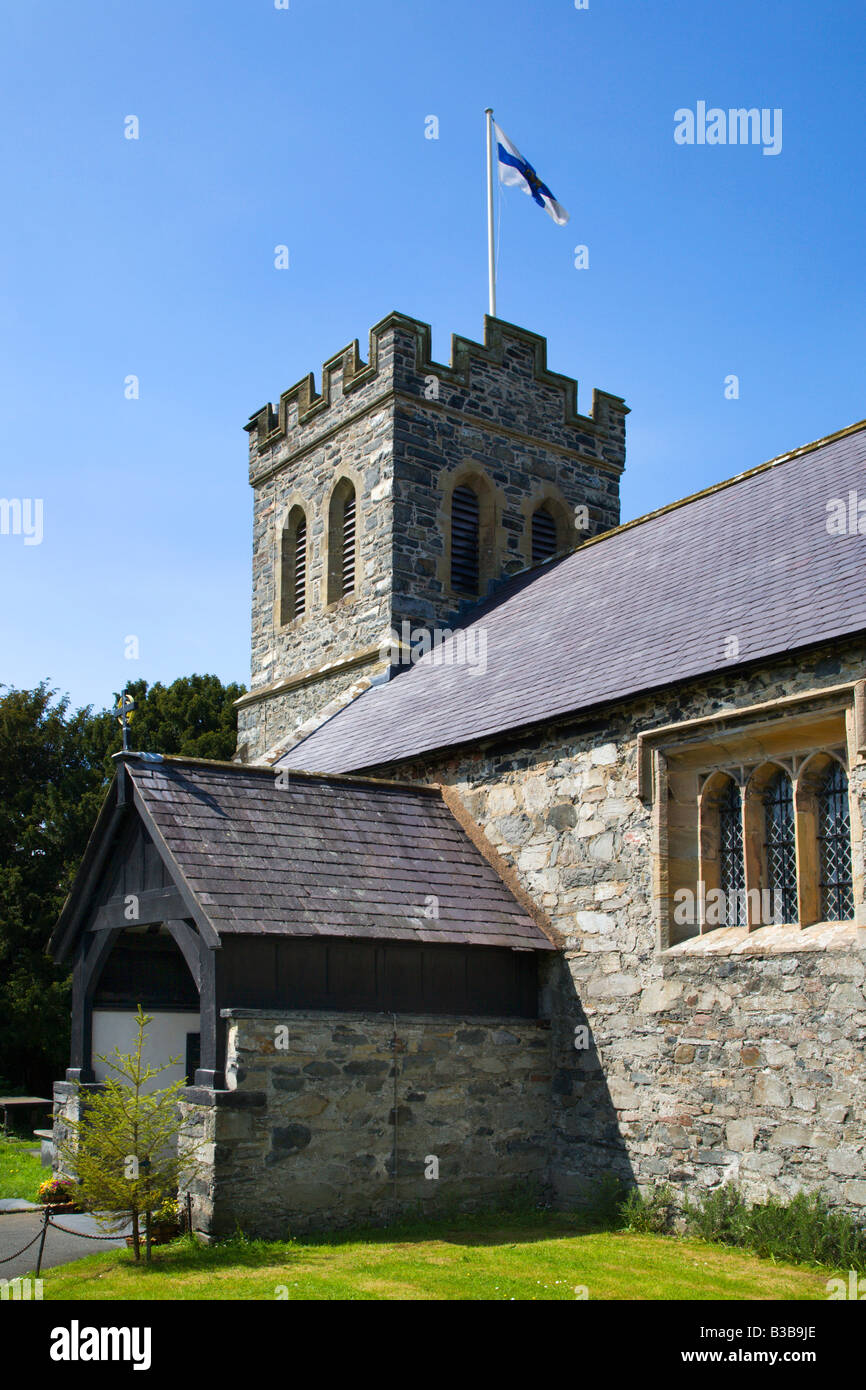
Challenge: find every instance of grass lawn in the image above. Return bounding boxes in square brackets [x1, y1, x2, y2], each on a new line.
[0, 1134, 45, 1202]
[40, 1210, 833, 1300]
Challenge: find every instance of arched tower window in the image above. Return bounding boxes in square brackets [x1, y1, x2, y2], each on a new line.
[279, 505, 307, 624]
[818, 761, 854, 921]
[531, 506, 558, 565]
[327, 479, 358, 604]
[718, 779, 746, 925]
[763, 770, 797, 924]
[450, 484, 480, 594]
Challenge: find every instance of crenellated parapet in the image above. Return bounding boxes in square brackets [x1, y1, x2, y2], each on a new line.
[245, 312, 628, 481]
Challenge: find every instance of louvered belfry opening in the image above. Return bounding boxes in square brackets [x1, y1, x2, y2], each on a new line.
[451, 485, 480, 594]
[293, 517, 307, 618]
[326, 479, 357, 604]
[341, 488, 356, 595]
[531, 506, 558, 565]
[280, 507, 307, 625]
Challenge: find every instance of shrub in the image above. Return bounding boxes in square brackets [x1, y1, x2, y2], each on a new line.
[585, 1173, 630, 1228]
[684, 1184, 866, 1272]
[621, 1183, 677, 1234]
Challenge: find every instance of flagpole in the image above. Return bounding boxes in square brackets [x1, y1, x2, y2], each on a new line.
[485, 107, 496, 318]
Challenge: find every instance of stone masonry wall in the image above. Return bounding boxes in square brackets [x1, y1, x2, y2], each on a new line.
[179, 1009, 551, 1240]
[236, 654, 386, 765]
[365, 636, 866, 1212]
[240, 313, 627, 762]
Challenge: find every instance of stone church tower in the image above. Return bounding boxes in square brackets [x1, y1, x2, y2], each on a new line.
[235, 312, 629, 764]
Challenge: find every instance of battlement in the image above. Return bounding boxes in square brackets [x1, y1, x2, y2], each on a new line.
[245, 312, 628, 477]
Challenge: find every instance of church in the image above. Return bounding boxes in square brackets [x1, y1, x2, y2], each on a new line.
[50, 312, 866, 1239]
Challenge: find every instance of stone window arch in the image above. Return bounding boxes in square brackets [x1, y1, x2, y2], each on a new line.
[698, 771, 746, 928]
[795, 752, 854, 923]
[521, 488, 575, 567]
[438, 467, 499, 600]
[277, 504, 308, 626]
[326, 477, 359, 605]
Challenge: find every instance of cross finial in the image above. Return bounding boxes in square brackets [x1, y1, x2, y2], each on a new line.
[115, 692, 136, 752]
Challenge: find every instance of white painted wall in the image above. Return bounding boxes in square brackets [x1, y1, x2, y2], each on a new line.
[92, 1011, 199, 1091]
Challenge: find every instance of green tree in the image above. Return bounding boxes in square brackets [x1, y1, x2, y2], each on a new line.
[57, 1007, 206, 1261]
[109, 674, 245, 765]
[0, 685, 111, 1095]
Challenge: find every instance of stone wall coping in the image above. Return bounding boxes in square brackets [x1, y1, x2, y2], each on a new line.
[235, 645, 385, 710]
[220, 1007, 551, 1028]
[181, 1088, 267, 1108]
[664, 920, 865, 958]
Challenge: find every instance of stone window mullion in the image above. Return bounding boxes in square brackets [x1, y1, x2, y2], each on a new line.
[793, 781, 821, 927]
[742, 782, 766, 929]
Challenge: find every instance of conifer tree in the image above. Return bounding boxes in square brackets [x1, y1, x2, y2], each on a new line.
[57, 1006, 205, 1262]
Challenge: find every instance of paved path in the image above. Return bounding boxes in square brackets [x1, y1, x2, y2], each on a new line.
[0, 1211, 131, 1279]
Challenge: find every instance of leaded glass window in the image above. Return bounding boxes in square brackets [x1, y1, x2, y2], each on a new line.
[763, 771, 797, 924]
[718, 779, 746, 926]
[818, 762, 854, 921]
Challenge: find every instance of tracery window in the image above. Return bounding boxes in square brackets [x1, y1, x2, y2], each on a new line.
[763, 770, 797, 924]
[818, 761, 855, 921]
[718, 779, 746, 925]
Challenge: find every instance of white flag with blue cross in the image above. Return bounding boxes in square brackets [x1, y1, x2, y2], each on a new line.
[493, 122, 570, 226]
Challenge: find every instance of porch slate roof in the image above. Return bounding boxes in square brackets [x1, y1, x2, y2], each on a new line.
[276, 419, 866, 775]
[121, 757, 552, 951]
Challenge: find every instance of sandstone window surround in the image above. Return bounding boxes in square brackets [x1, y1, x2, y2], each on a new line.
[275, 502, 309, 627]
[639, 679, 866, 948]
[519, 485, 575, 568]
[436, 464, 502, 602]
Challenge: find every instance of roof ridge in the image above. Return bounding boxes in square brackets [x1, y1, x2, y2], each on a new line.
[566, 414, 866, 559]
[126, 752, 441, 796]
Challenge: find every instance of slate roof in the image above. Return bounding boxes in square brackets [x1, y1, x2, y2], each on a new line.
[279, 419, 866, 775]
[123, 757, 552, 951]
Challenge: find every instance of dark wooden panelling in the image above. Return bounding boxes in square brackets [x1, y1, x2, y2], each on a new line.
[327, 943, 378, 1007]
[90, 819, 172, 921]
[222, 938, 538, 1017]
[93, 935, 199, 1010]
[277, 940, 327, 1004]
[382, 944, 423, 1011]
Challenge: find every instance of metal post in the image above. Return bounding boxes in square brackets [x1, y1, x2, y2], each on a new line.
[35, 1207, 50, 1278]
[485, 108, 496, 318]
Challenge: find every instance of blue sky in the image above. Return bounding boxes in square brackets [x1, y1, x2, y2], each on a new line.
[1, 0, 864, 714]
